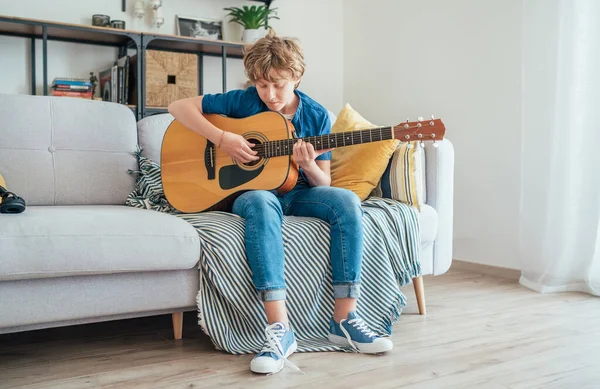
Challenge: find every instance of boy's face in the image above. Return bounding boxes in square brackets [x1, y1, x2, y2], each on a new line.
[254, 69, 299, 113]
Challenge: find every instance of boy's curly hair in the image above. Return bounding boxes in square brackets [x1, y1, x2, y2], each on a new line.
[243, 29, 305, 87]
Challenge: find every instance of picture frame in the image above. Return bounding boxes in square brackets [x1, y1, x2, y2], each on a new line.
[176, 15, 223, 41]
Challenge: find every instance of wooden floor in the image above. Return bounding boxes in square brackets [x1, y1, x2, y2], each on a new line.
[1, 268, 599, 389]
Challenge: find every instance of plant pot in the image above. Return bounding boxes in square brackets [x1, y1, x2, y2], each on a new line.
[242, 28, 266, 44]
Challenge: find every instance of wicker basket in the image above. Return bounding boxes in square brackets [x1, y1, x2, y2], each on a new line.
[144, 50, 198, 108]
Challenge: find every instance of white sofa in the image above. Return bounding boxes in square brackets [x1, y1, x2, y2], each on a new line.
[0, 93, 454, 337]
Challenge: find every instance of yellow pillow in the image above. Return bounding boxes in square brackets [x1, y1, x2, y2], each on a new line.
[330, 104, 399, 200]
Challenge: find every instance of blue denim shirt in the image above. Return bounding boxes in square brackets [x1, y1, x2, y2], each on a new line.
[201, 86, 333, 162]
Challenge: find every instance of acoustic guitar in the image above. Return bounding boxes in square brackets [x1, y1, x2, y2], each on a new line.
[160, 111, 445, 213]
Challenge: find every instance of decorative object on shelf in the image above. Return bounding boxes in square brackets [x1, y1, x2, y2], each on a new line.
[176, 15, 222, 40]
[223, 4, 279, 43]
[150, 0, 165, 32]
[111, 20, 126, 29]
[133, 0, 146, 30]
[92, 14, 110, 27]
[89, 72, 98, 98]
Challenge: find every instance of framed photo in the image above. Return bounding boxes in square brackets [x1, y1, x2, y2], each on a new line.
[176, 15, 223, 40]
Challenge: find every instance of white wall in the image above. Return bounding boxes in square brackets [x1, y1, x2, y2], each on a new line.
[0, 0, 343, 112]
[344, 0, 523, 269]
[266, 0, 344, 113]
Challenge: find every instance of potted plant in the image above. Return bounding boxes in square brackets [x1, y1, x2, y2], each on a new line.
[223, 4, 279, 43]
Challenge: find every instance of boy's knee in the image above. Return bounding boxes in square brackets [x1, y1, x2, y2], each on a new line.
[327, 187, 363, 218]
[233, 190, 281, 217]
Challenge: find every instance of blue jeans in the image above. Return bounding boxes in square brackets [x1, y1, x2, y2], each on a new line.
[231, 177, 364, 302]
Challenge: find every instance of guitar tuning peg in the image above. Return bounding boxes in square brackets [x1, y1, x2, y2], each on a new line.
[432, 140, 439, 148]
[406, 142, 414, 149]
[417, 116, 424, 122]
[420, 141, 425, 148]
[431, 114, 435, 120]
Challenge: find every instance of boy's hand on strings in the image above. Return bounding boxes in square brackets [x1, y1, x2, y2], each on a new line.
[219, 131, 259, 164]
[292, 138, 333, 169]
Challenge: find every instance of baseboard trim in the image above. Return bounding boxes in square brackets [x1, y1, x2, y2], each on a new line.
[451, 260, 521, 281]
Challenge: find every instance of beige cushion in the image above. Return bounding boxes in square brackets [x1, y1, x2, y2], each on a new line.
[0, 205, 200, 281]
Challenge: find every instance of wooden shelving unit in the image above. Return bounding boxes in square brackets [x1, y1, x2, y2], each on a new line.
[0, 15, 245, 120]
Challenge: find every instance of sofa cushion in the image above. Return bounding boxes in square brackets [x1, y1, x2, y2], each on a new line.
[137, 113, 174, 163]
[372, 141, 427, 211]
[0, 94, 138, 206]
[330, 103, 400, 201]
[0, 205, 200, 281]
[419, 204, 438, 244]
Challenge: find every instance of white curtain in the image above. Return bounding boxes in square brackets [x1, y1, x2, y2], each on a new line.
[519, 0, 600, 295]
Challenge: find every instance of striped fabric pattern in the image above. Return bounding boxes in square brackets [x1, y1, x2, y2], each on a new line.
[372, 142, 426, 211]
[126, 150, 179, 214]
[126, 155, 421, 354]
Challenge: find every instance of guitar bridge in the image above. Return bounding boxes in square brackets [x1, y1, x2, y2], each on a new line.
[204, 141, 216, 180]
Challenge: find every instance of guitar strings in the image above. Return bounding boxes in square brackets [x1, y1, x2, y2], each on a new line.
[250, 126, 396, 156]
[221, 121, 439, 158]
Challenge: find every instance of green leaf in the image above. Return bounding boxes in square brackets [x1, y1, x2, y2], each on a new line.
[223, 3, 279, 29]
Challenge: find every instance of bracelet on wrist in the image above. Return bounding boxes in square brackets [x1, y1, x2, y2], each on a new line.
[217, 130, 226, 147]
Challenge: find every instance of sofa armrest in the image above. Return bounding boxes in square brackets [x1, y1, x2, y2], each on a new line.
[424, 138, 455, 275]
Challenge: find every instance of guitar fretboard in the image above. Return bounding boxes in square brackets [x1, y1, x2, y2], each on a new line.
[255, 126, 394, 158]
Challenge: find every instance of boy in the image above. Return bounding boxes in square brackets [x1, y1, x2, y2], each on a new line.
[168, 29, 392, 375]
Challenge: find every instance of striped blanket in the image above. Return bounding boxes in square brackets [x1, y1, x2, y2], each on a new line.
[126, 155, 421, 354]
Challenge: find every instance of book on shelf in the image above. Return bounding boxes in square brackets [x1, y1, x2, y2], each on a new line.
[53, 84, 91, 91]
[52, 77, 92, 87]
[51, 77, 93, 98]
[99, 54, 132, 105]
[52, 90, 93, 98]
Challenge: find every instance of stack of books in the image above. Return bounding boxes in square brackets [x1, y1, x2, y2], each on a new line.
[99, 55, 131, 104]
[51, 78, 93, 99]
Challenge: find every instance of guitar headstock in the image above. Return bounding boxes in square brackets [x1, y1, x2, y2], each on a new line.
[393, 116, 445, 147]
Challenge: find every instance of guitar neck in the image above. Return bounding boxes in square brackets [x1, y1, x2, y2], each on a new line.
[256, 126, 395, 158]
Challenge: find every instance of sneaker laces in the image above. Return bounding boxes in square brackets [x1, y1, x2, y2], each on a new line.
[262, 323, 304, 375]
[339, 317, 378, 352]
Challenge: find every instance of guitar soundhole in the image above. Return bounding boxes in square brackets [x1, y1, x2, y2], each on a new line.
[242, 137, 263, 167]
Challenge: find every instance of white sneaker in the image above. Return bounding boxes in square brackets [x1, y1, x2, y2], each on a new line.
[328, 311, 393, 354]
[250, 322, 302, 375]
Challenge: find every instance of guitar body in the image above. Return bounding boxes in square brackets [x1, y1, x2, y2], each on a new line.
[161, 111, 299, 213]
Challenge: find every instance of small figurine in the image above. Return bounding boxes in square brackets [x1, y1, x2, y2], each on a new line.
[89, 72, 98, 98]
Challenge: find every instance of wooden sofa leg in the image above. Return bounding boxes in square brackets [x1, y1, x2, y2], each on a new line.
[172, 312, 183, 340]
[413, 276, 426, 315]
